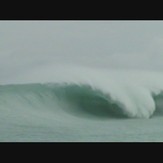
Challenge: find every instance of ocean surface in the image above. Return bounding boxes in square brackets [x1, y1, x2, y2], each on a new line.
[1, 66, 163, 142]
[1, 21, 163, 142]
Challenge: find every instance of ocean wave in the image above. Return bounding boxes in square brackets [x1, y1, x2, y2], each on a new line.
[1, 79, 163, 119]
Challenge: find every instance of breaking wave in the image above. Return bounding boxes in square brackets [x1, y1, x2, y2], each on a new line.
[1, 70, 163, 119]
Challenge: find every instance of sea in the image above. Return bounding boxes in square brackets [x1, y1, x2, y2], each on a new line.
[1, 21, 163, 142]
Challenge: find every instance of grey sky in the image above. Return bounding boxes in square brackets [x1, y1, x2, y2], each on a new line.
[1, 21, 163, 83]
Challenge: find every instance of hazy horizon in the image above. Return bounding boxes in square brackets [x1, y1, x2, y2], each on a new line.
[1, 21, 163, 84]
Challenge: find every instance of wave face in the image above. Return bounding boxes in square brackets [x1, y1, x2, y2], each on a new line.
[0, 83, 128, 120]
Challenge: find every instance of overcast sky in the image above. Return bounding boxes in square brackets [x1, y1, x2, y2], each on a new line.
[1, 21, 163, 83]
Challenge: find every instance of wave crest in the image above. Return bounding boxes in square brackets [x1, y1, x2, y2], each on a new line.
[1, 80, 163, 119]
